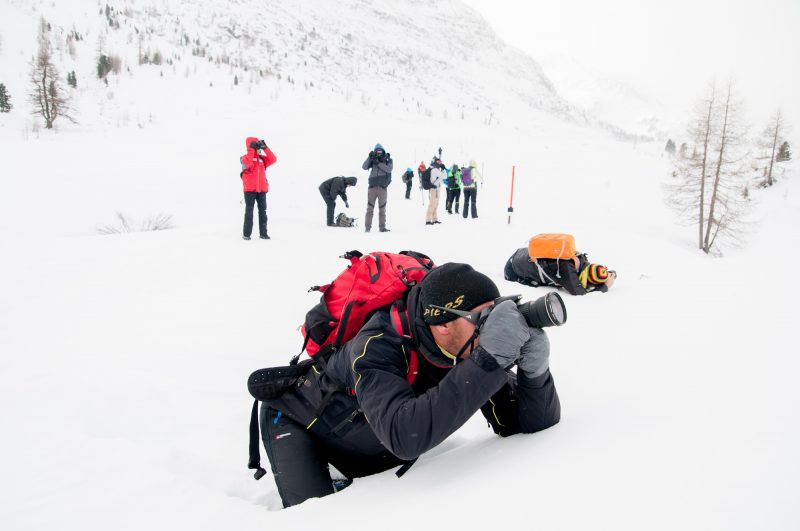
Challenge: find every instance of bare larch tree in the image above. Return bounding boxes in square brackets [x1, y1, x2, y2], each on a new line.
[28, 21, 74, 129]
[667, 81, 750, 254]
[667, 83, 717, 250]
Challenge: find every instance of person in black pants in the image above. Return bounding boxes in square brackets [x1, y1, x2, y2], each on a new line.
[461, 159, 481, 219]
[257, 263, 560, 507]
[319, 176, 358, 226]
[240, 136, 277, 239]
[401, 168, 414, 199]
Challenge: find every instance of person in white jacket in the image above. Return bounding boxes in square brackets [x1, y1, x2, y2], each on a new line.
[426, 158, 446, 225]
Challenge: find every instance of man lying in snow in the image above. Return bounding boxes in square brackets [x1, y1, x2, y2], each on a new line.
[504, 247, 617, 295]
[256, 263, 561, 507]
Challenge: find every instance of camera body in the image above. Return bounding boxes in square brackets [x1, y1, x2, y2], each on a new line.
[250, 139, 267, 150]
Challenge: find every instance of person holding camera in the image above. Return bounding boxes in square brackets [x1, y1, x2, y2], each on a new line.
[240, 136, 277, 240]
[258, 262, 561, 507]
[504, 247, 617, 295]
[425, 157, 446, 225]
[361, 143, 393, 232]
[319, 176, 358, 226]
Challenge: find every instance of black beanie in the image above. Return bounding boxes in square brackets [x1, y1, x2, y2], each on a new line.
[419, 263, 500, 325]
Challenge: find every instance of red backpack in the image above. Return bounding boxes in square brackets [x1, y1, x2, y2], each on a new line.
[248, 250, 433, 480]
[296, 250, 434, 361]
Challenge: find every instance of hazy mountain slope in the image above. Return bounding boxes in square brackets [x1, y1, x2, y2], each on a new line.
[1, 0, 580, 132]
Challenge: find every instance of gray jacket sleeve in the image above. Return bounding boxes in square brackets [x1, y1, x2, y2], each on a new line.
[362, 156, 372, 171]
[350, 331, 507, 461]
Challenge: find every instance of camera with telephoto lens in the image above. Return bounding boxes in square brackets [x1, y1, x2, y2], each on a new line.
[510, 292, 567, 328]
[428, 291, 567, 329]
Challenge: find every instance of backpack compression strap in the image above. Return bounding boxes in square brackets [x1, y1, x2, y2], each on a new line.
[248, 400, 267, 480]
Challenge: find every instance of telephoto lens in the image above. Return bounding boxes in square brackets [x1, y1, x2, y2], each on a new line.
[517, 292, 567, 328]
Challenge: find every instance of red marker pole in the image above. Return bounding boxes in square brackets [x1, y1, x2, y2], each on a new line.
[507, 165, 516, 224]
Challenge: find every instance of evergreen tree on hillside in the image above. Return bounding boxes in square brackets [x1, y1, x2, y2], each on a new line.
[97, 55, 111, 79]
[67, 71, 77, 88]
[777, 141, 791, 162]
[664, 139, 676, 154]
[756, 110, 790, 187]
[0, 83, 12, 112]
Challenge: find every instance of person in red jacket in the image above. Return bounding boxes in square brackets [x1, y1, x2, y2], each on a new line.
[240, 137, 278, 240]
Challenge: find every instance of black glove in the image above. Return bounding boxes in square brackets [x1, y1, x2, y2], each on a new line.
[472, 300, 530, 369]
[249, 141, 259, 149]
[385, 152, 392, 161]
[368, 151, 375, 159]
[344, 201, 350, 208]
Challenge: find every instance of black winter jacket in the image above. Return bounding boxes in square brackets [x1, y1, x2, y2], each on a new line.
[362, 154, 393, 188]
[266, 284, 560, 475]
[504, 247, 608, 296]
[319, 176, 357, 202]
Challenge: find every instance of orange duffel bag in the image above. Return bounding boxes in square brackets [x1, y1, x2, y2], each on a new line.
[528, 233, 576, 260]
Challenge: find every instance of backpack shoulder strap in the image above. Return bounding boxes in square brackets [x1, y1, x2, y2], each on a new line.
[390, 300, 419, 385]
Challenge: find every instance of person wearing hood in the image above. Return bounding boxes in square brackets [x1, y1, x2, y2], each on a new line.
[319, 176, 358, 226]
[257, 263, 561, 507]
[461, 159, 481, 219]
[504, 247, 617, 295]
[401, 167, 414, 199]
[445, 163, 462, 214]
[361, 143, 393, 232]
[239, 136, 277, 240]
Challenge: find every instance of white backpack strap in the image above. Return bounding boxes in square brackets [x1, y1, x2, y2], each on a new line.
[532, 258, 558, 286]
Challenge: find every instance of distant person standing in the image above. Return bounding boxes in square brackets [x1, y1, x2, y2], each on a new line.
[240, 137, 277, 240]
[445, 163, 462, 214]
[362, 143, 393, 233]
[319, 176, 358, 226]
[417, 161, 426, 190]
[461, 159, 481, 219]
[426, 158, 446, 225]
[402, 168, 414, 199]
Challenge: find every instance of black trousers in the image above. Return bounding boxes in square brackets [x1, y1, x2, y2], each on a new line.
[320, 190, 336, 225]
[260, 403, 404, 508]
[404, 181, 412, 199]
[446, 188, 461, 213]
[462, 188, 478, 218]
[261, 406, 335, 507]
[243, 192, 267, 237]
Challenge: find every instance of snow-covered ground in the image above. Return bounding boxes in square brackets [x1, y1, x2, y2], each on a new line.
[1, 1, 799, 530]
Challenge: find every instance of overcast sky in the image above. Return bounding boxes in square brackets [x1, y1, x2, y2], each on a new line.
[462, 0, 800, 136]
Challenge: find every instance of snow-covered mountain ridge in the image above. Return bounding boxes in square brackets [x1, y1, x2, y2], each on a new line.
[2, 0, 590, 131]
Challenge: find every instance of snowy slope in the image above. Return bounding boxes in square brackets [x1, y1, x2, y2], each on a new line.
[1, 1, 799, 530]
[0, 0, 579, 135]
